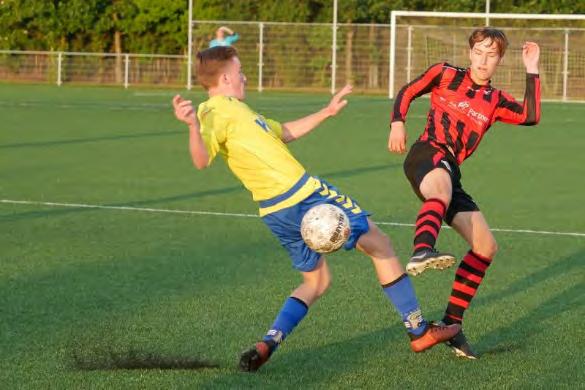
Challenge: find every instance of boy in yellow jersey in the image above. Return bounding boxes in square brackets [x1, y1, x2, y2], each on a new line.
[172, 46, 460, 372]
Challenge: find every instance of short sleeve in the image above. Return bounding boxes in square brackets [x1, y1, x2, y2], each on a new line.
[265, 118, 283, 139]
[198, 107, 228, 164]
[226, 34, 240, 45]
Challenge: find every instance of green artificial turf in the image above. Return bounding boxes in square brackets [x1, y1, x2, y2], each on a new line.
[1, 84, 583, 388]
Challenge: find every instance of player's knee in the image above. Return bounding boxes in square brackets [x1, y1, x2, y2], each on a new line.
[307, 276, 330, 298]
[420, 170, 452, 206]
[426, 194, 451, 208]
[420, 185, 451, 207]
[310, 270, 332, 297]
[375, 233, 394, 258]
[357, 224, 395, 259]
[317, 276, 331, 297]
[369, 223, 392, 247]
[473, 238, 498, 259]
[488, 240, 499, 258]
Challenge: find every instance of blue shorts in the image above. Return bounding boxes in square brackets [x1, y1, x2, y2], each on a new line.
[262, 178, 370, 272]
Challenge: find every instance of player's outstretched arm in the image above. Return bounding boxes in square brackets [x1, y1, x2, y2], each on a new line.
[219, 26, 234, 35]
[172, 95, 209, 169]
[494, 42, 541, 126]
[281, 84, 352, 143]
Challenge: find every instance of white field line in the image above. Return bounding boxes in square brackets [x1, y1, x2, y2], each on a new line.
[2, 199, 585, 238]
[133, 92, 179, 97]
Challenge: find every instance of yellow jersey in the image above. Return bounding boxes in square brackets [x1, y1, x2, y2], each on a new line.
[197, 95, 321, 216]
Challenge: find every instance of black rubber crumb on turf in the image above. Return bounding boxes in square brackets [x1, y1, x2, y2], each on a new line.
[71, 348, 220, 370]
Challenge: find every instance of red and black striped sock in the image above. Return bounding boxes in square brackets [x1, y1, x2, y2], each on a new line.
[443, 250, 492, 325]
[413, 198, 446, 255]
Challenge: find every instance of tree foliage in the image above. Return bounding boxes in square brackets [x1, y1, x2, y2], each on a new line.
[0, 0, 582, 53]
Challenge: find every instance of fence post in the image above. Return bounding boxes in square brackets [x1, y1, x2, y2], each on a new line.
[187, 0, 193, 90]
[258, 22, 264, 92]
[389, 11, 396, 99]
[452, 33, 457, 64]
[124, 54, 130, 89]
[563, 29, 569, 101]
[57, 52, 63, 86]
[407, 26, 413, 82]
[331, 0, 338, 95]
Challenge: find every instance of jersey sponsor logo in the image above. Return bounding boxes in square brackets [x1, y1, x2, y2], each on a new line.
[449, 100, 489, 124]
[457, 101, 470, 110]
[467, 107, 489, 123]
[255, 117, 270, 132]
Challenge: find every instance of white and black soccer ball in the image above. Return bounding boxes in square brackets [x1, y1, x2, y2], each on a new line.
[300, 204, 351, 254]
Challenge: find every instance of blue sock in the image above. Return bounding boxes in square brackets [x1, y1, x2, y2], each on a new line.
[382, 274, 428, 336]
[263, 297, 309, 350]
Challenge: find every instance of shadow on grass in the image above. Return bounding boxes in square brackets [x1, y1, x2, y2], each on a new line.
[0, 129, 183, 149]
[474, 249, 583, 309]
[474, 249, 585, 355]
[478, 281, 583, 356]
[1, 163, 398, 223]
[197, 325, 420, 387]
[0, 234, 277, 370]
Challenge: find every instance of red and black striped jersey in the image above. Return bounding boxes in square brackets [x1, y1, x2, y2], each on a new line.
[392, 62, 541, 165]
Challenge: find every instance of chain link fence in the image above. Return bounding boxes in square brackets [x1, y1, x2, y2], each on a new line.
[0, 50, 186, 87]
[2, 20, 585, 101]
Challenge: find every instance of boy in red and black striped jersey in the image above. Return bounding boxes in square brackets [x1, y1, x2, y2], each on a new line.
[388, 28, 541, 359]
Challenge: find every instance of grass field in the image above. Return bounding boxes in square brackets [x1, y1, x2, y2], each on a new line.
[1, 84, 584, 388]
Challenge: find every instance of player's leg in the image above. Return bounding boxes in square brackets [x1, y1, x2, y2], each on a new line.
[440, 210, 497, 359]
[404, 142, 457, 275]
[355, 218, 460, 352]
[241, 198, 334, 372]
[290, 256, 331, 305]
[413, 167, 454, 262]
[240, 257, 331, 372]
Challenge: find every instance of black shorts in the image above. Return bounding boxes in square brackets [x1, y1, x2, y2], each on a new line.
[403, 141, 479, 225]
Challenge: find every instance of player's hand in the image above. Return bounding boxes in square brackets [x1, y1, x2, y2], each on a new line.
[325, 84, 352, 117]
[522, 42, 540, 74]
[172, 95, 198, 128]
[388, 121, 407, 154]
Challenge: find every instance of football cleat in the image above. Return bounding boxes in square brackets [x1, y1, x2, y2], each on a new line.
[406, 248, 457, 276]
[446, 328, 479, 359]
[409, 322, 461, 353]
[239, 340, 275, 372]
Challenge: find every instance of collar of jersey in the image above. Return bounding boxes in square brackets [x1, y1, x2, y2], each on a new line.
[207, 94, 239, 103]
[465, 68, 493, 90]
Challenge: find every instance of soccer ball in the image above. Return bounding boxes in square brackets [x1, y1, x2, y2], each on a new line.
[300, 204, 351, 253]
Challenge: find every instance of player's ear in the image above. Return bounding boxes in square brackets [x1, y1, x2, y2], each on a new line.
[219, 72, 230, 86]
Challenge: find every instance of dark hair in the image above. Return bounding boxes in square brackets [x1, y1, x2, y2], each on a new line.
[195, 46, 238, 89]
[469, 28, 509, 57]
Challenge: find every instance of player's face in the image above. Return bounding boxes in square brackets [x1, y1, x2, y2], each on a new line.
[223, 56, 247, 100]
[469, 38, 501, 84]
